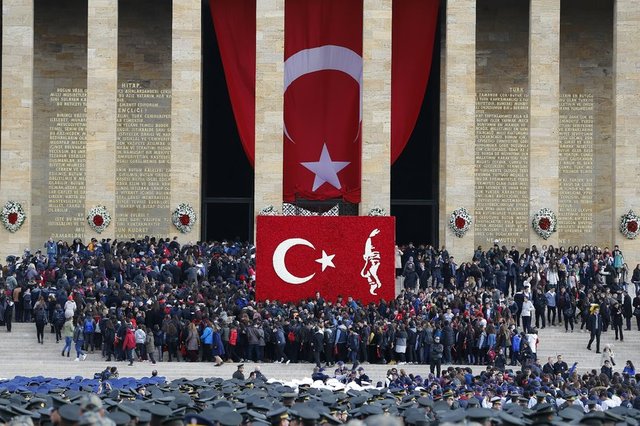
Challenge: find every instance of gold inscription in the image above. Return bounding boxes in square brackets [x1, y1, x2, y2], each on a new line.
[475, 89, 530, 245]
[47, 88, 87, 238]
[115, 82, 171, 238]
[558, 93, 594, 243]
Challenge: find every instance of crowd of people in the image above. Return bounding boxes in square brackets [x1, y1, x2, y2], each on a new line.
[0, 356, 639, 425]
[0, 237, 638, 424]
[0, 238, 638, 371]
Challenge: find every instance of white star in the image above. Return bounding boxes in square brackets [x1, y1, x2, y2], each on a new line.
[301, 143, 350, 191]
[315, 250, 336, 272]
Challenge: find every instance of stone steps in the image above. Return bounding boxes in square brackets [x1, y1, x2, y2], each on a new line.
[0, 323, 637, 385]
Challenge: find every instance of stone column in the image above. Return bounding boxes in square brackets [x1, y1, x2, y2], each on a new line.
[254, 0, 284, 217]
[529, 0, 560, 245]
[0, 0, 34, 260]
[613, 0, 640, 262]
[86, 0, 118, 238]
[440, 0, 475, 261]
[170, 0, 202, 238]
[360, 0, 392, 216]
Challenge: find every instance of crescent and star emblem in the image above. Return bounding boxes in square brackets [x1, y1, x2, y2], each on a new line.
[283, 44, 363, 143]
[283, 45, 363, 193]
[272, 238, 335, 285]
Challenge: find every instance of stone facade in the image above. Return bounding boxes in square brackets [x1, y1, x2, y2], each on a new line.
[1, 0, 639, 264]
[441, 0, 638, 264]
[0, 0, 201, 261]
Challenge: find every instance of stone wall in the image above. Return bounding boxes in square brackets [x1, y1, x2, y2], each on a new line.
[0, 0, 201, 261]
[442, 0, 639, 264]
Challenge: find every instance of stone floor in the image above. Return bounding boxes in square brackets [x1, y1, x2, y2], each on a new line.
[0, 320, 637, 384]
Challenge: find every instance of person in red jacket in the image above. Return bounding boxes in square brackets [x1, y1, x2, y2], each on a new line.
[122, 323, 137, 366]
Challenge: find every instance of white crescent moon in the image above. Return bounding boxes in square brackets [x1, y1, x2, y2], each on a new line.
[283, 45, 363, 143]
[273, 238, 316, 285]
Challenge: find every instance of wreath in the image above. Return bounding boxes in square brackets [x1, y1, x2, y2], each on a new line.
[1, 201, 26, 233]
[449, 207, 472, 238]
[368, 207, 387, 216]
[172, 203, 197, 233]
[531, 208, 557, 240]
[620, 210, 640, 239]
[87, 205, 111, 234]
[258, 205, 280, 216]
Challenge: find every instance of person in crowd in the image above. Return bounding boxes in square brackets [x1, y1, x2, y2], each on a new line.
[622, 360, 635, 376]
[611, 301, 624, 341]
[545, 287, 557, 326]
[3, 296, 14, 332]
[199, 320, 212, 362]
[601, 359, 613, 379]
[521, 295, 534, 334]
[429, 336, 443, 377]
[33, 297, 47, 344]
[61, 317, 74, 357]
[22, 287, 32, 323]
[53, 304, 65, 343]
[123, 323, 136, 366]
[83, 314, 96, 353]
[73, 317, 88, 361]
[587, 305, 603, 353]
[134, 324, 147, 361]
[144, 324, 156, 364]
[233, 364, 245, 380]
[600, 343, 615, 367]
[102, 319, 115, 362]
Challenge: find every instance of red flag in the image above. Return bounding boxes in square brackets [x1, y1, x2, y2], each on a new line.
[391, 0, 440, 163]
[283, 0, 363, 203]
[210, 0, 256, 166]
[256, 216, 395, 304]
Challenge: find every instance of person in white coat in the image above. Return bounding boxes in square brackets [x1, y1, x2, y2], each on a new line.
[521, 295, 535, 333]
[64, 296, 77, 319]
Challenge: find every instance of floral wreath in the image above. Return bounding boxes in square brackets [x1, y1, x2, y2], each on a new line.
[87, 205, 111, 234]
[172, 203, 197, 233]
[258, 205, 280, 216]
[449, 207, 472, 238]
[531, 208, 557, 240]
[619, 209, 640, 239]
[368, 207, 387, 216]
[1, 201, 26, 233]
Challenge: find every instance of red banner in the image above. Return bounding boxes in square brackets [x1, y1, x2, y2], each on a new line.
[209, 0, 256, 166]
[209, 0, 440, 168]
[256, 216, 395, 304]
[283, 0, 363, 203]
[391, 0, 440, 164]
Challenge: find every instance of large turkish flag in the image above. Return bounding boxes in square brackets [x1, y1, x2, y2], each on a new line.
[282, 0, 363, 203]
[256, 216, 395, 304]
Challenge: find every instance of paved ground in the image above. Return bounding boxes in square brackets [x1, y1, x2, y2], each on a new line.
[0, 320, 638, 384]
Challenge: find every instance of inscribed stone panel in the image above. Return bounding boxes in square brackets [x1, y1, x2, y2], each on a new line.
[116, 0, 172, 238]
[559, 0, 613, 247]
[475, 0, 530, 247]
[33, 0, 87, 242]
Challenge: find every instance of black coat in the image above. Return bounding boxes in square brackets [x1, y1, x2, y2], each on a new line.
[623, 295, 633, 318]
[587, 314, 603, 334]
